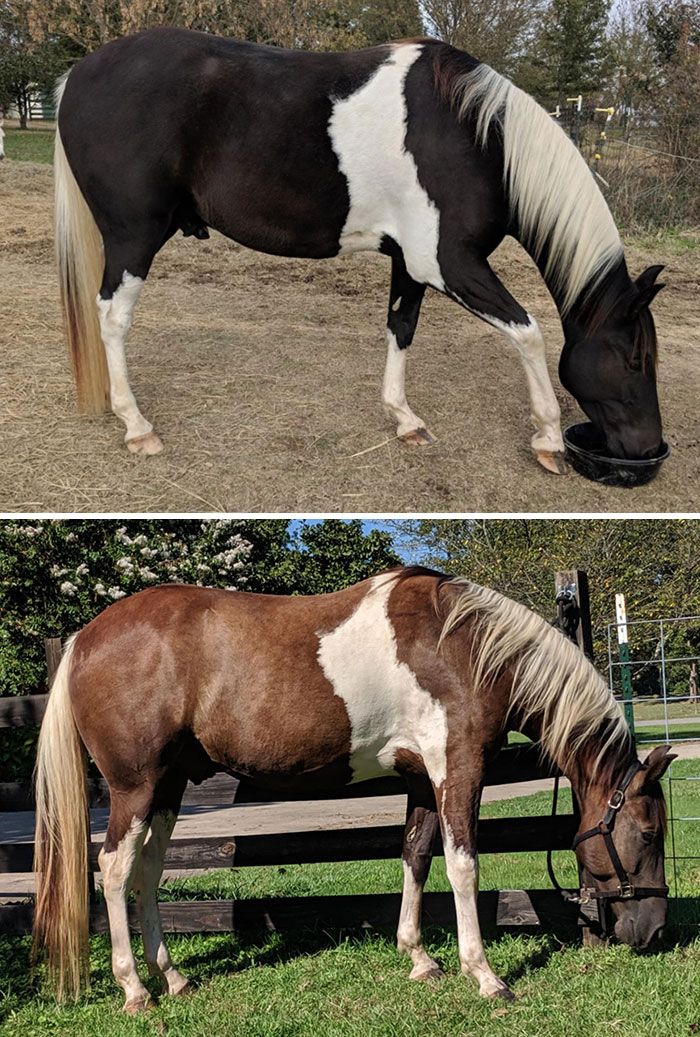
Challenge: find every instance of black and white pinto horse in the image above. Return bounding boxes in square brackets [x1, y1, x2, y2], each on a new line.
[55, 30, 665, 472]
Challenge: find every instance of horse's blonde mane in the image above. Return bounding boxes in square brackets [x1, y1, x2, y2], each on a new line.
[438, 578, 631, 776]
[449, 63, 623, 315]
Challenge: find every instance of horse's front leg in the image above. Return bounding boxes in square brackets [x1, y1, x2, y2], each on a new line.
[438, 781, 514, 1000]
[397, 778, 444, 980]
[382, 250, 434, 446]
[444, 255, 566, 475]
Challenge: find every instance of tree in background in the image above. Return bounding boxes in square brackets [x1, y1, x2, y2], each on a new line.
[0, 3, 70, 124]
[395, 518, 700, 661]
[602, 0, 657, 121]
[25, 0, 423, 57]
[421, 0, 545, 78]
[646, 0, 700, 161]
[529, 0, 612, 103]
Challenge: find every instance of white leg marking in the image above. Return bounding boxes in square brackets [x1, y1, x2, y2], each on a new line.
[382, 331, 427, 438]
[476, 311, 564, 454]
[96, 271, 162, 452]
[328, 45, 445, 289]
[397, 860, 443, 979]
[443, 830, 512, 999]
[98, 817, 151, 1011]
[316, 575, 448, 785]
[133, 811, 189, 997]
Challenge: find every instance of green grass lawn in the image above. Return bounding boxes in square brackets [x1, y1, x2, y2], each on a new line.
[1, 766, 698, 1036]
[3, 128, 54, 164]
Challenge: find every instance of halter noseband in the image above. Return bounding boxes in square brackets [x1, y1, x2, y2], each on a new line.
[571, 761, 669, 904]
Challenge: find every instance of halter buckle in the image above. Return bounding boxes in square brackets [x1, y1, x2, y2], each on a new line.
[619, 882, 634, 899]
[607, 789, 625, 810]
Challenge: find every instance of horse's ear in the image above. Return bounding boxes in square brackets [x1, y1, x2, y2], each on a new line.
[636, 265, 664, 290]
[642, 744, 677, 783]
[629, 281, 665, 318]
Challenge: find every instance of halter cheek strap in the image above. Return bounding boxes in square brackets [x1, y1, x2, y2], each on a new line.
[572, 761, 669, 903]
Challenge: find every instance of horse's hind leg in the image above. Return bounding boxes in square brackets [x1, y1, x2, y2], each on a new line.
[382, 251, 434, 446]
[98, 792, 152, 1013]
[97, 230, 170, 455]
[132, 779, 190, 998]
[397, 777, 443, 980]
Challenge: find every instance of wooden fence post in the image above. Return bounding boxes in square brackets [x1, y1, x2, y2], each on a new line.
[44, 638, 63, 686]
[553, 572, 607, 946]
[554, 570, 593, 660]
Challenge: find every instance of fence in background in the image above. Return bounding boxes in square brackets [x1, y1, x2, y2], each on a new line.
[607, 613, 700, 901]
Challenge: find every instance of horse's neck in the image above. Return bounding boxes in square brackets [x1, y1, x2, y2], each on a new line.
[521, 237, 631, 333]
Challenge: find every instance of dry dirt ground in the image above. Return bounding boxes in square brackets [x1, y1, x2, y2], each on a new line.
[2, 159, 699, 514]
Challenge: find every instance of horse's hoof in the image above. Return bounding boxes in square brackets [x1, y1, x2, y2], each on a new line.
[126, 431, 164, 456]
[535, 449, 567, 475]
[490, 984, 516, 1001]
[410, 963, 445, 982]
[123, 995, 153, 1015]
[168, 977, 192, 998]
[400, 426, 436, 447]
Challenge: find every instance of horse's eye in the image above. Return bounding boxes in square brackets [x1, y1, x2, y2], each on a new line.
[641, 830, 655, 844]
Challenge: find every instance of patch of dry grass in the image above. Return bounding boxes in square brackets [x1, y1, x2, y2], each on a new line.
[1, 159, 699, 513]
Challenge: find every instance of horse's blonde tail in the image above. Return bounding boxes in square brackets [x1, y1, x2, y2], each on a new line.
[54, 72, 108, 414]
[32, 635, 90, 1000]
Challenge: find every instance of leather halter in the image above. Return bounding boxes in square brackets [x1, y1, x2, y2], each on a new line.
[547, 761, 668, 922]
[571, 761, 669, 904]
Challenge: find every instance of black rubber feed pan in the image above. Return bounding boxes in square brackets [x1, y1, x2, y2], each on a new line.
[563, 422, 670, 488]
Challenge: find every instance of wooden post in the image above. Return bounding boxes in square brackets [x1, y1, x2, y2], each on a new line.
[553, 572, 607, 946]
[615, 594, 635, 736]
[554, 570, 593, 660]
[44, 638, 63, 686]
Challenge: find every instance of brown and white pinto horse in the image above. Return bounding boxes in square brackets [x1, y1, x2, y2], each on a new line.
[54, 29, 666, 473]
[33, 567, 673, 1010]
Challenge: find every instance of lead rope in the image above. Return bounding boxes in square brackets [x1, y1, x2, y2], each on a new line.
[546, 775, 579, 904]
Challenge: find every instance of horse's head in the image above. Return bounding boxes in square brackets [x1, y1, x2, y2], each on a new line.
[559, 266, 665, 460]
[574, 744, 675, 949]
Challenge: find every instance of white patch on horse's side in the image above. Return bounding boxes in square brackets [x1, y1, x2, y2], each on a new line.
[96, 271, 154, 443]
[316, 574, 448, 784]
[328, 44, 445, 290]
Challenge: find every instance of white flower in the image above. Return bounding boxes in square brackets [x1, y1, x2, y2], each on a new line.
[76, 563, 89, 576]
[60, 581, 78, 597]
[139, 568, 157, 581]
[51, 565, 68, 577]
[66, 532, 77, 542]
[94, 583, 107, 596]
[107, 587, 127, 600]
